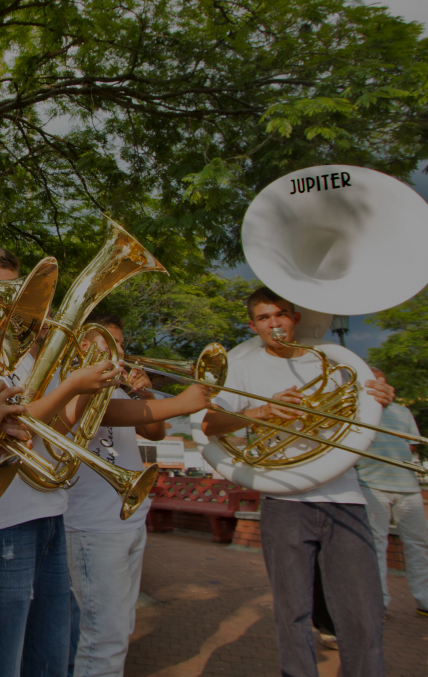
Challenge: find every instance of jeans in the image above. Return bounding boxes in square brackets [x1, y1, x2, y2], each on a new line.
[361, 486, 428, 609]
[68, 589, 81, 677]
[66, 526, 147, 677]
[0, 516, 71, 677]
[260, 499, 385, 677]
[312, 556, 335, 635]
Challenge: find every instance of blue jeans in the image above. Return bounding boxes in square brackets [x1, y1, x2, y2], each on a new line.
[66, 527, 146, 677]
[260, 499, 385, 677]
[0, 516, 71, 677]
[68, 590, 81, 677]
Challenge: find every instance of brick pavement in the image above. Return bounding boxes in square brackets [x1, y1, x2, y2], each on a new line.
[125, 532, 428, 677]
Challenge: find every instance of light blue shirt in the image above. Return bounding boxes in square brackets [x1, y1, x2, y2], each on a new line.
[357, 402, 420, 493]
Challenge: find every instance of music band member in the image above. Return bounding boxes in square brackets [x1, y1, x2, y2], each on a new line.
[0, 251, 123, 677]
[357, 368, 428, 617]
[203, 286, 394, 677]
[63, 313, 211, 677]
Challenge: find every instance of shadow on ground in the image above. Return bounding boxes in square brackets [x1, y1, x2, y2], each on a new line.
[125, 532, 427, 677]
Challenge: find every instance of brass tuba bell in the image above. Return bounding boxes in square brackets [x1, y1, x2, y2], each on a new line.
[0, 257, 58, 375]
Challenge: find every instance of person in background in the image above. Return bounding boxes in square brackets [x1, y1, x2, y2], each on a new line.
[0, 249, 122, 677]
[65, 313, 211, 677]
[357, 367, 428, 617]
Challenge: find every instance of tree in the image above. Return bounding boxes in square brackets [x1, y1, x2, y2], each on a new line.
[0, 0, 427, 293]
[97, 271, 259, 358]
[367, 288, 428, 457]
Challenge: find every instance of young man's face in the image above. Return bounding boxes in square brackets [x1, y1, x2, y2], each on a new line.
[83, 324, 125, 360]
[248, 300, 301, 348]
[0, 268, 19, 281]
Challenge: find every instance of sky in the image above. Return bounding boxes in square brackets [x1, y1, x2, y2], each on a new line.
[220, 0, 428, 362]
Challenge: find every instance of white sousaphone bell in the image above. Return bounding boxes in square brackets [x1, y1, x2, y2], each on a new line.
[192, 165, 428, 494]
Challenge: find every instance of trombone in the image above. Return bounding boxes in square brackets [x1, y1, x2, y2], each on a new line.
[123, 340, 428, 476]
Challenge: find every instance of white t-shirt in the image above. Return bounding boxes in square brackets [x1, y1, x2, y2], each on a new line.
[215, 347, 365, 504]
[0, 354, 68, 529]
[64, 388, 151, 533]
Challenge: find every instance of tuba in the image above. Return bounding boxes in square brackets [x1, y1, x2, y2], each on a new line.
[0, 257, 58, 375]
[0, 257, 58, 496]
[194, 165, 428, 493]
[0, 217, 167, 518]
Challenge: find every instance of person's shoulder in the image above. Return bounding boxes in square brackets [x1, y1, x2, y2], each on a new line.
[385, 401, 414, 423]
[229, 346, 270, 372]
[388, 401, 411, 415]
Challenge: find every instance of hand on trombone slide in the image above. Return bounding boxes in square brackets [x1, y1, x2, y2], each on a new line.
[0, 383, 32, 449]
[173, 384, 213, 415]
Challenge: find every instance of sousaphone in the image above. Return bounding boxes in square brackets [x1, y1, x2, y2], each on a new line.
[198, 165, 428, 493]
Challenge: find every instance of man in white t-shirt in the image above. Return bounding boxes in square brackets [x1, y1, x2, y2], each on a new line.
[0, 250, 123, 677]
[203, 287, 394, 677]
[65, 314, 211, 677]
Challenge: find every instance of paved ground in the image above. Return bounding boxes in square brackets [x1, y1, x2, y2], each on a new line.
[125, 531, 428, 677]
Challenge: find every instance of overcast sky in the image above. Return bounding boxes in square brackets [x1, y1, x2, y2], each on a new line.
[222, 0, 428, 360]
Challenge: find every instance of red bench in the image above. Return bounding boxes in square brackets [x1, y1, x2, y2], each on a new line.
[147, 476, 260, 543]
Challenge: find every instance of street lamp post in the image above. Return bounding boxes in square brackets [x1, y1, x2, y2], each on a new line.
[331, 315, 350, 347]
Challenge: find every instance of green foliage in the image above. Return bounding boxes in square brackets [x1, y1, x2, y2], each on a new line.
[0, 0, 426, 292]
[96, 271, 259, 358]
[367, 287, 428, 457]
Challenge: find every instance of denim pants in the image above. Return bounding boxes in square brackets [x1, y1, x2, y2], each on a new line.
[0, 516, 71, 677]
[361, 486, 428, 609]
[66, 526, 146, 677]
[260, 499, 385, 677]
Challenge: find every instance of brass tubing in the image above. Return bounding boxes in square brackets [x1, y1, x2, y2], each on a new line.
[9, 412, 159, 515]
[139, 366, 428, 449]
[132, 365, 427, 473]
[210, 406, 427, 474]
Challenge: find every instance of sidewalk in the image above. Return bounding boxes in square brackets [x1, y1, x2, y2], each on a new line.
[125, 531, 428, 677]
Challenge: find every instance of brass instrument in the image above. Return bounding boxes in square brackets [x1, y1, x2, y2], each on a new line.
[0, 257, 58, 496]
[0, 216, 168, 518]
[123, 342, 228, 392]
[198, 163, 428, 493]
[132, 341, 427, 476]
[0, 257, 58, 375]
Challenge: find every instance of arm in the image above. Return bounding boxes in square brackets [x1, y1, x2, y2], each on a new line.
[123, 368, 166, 441]
[202, 386, 305, 437]
[61, 383, 212, 433]
[30, 361, 121, 424]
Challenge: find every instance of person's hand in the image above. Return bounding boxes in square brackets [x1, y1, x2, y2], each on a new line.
[0, 383, 33, 449]
[67, 361, 122, 395]
[256, 386, 305, 422]
[122, 367, 154, 398]
[365, 376, 395, 407]
[174, 384, 212, 415]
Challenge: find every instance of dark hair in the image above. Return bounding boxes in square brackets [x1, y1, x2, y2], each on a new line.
[0, 247, 20, 273]
[84, 313, 124, 340]
[86, 313, 124, 330]
[247, 287, 295, 320]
